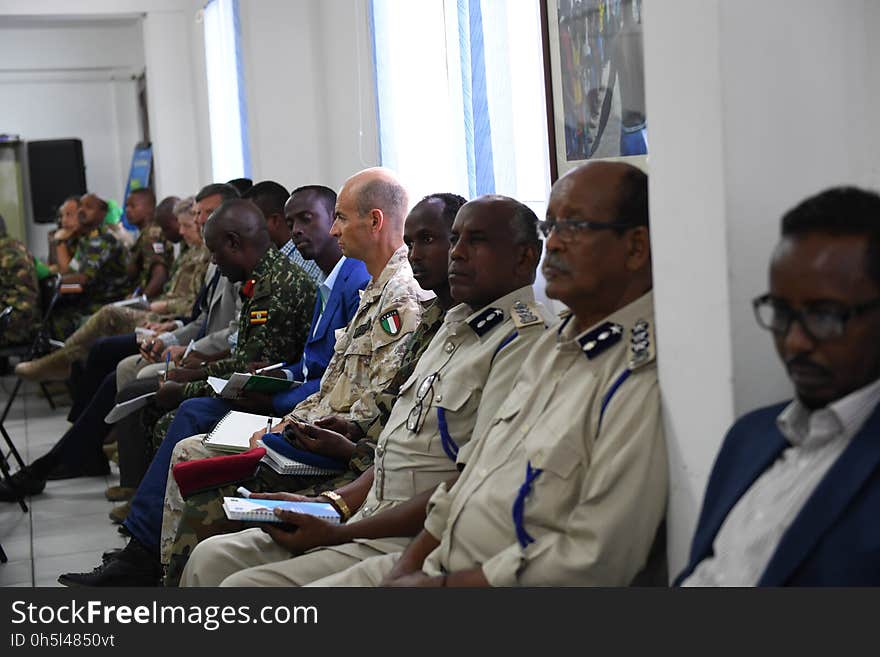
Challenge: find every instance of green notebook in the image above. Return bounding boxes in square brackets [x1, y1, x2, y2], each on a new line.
[207, 373, 301, 399]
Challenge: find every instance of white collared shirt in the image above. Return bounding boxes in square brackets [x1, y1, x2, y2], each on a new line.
[683, 376, 880, 587]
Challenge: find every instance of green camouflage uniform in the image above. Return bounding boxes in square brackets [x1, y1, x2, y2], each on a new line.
[130, 223, 174, 293]
[133, 246, 318, 482]
[43, 244, 211, 364]
[163, 300, 446, 585]
[0, 235, 40, 346]
[50, 225, 129, 339]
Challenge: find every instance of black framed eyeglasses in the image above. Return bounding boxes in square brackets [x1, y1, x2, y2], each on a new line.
[538, 218, 639, 242]
[406, 372, 439, 432]
[752, 293, 880, 341]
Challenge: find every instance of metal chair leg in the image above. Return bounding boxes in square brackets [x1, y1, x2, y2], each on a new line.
[38, 381, 57, 411]
[0, 541, 8, 563]
[0, 449, 27, 513]
[0, 378, 26, 470]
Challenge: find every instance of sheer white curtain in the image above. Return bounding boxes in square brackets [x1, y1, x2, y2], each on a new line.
[203, 0, 250, 182]
[371, 0, 550, 212]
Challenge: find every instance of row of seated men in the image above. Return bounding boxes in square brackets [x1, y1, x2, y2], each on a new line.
[2, 161, 879, 587]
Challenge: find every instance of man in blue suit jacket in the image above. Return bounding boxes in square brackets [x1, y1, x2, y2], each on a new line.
[677, 186, 880, 586]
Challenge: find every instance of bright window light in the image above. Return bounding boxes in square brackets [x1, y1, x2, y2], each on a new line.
[203, 0, 250, 182]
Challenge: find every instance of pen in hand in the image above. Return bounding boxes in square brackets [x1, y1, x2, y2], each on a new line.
[163, 351, 171, 382]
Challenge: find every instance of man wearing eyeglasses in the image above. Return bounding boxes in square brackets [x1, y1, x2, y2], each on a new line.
[677, 186, 880, 586]
[258, 161, 667, 588]
[180, 194, 555, 586]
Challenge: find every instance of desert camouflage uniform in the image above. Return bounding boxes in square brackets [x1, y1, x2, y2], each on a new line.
[156, 246, 425, 573]
[0, 235, 40, 346]
[50, 225, 129, 339]
[42, 244, 211, 364]
[163, 301, 446, 584]
[130, 222, 174, 292]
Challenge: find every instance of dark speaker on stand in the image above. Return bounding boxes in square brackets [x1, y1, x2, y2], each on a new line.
[27, 138, 87, 224]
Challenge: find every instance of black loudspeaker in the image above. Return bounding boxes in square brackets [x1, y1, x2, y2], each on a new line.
[27, 139, 87, 224]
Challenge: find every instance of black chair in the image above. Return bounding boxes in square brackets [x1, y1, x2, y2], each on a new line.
[0, 273, 64, 514]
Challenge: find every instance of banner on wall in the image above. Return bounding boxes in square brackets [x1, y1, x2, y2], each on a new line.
[120, 141, 153, 232]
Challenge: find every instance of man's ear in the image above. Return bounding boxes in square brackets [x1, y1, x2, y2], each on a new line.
[624, 226, 651, 271]
[370, 209, 385, 234]
[226, 231, 243, 251]
[517, 241, 541, 277]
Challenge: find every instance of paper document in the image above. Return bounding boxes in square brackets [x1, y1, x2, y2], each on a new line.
[104, 391, 156, 424]
[207, 373, 300, 399]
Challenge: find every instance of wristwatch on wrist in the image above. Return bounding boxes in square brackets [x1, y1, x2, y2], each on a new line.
[321, 490, 352, 522]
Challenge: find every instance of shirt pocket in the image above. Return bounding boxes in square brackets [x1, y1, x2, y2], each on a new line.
[426, 374, 478, 458]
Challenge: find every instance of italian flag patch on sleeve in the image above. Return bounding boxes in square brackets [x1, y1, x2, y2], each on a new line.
[379, 310, 402, 336]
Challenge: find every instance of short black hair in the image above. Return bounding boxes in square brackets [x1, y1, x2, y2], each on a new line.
[614, 166, 649, 232]
[290, 185, 337, 217]
[781, 186, 880, 285]
[226, 178, 253, 195]
[128, 187, 156, 207]
[509, 201, 542, 251]
[419, 193, 467, 227]
[244, 181, 290, 219]
[196, 183, 240, 203]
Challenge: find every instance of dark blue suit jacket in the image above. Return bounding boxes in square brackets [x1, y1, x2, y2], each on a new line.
[676, 400, 880, 586]
[271, 258, 370, 415]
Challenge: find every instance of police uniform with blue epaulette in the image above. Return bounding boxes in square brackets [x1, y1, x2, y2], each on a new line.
[299, 290, 668, 587]
[177, 285, 555, 587]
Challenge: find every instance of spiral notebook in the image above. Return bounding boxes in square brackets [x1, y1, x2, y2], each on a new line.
[260, 443, 347, 476]
[203, 411, 278, 453]
[222, 497, 341, 524]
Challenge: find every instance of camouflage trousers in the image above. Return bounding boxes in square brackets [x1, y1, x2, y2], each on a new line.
[162, 439, 376, 586]
[48, 298, 104, 341]
[60, 305, 146, 363]
[0, 315, 35, 347]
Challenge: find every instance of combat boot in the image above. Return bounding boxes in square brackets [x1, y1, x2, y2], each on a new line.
[14, 349, 72, 382]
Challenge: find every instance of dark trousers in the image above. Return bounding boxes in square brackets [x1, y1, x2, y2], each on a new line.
[31, 371, 117, 478]
[68, 334, 138, 422]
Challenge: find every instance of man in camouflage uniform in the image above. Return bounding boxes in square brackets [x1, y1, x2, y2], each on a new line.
[180, 195, 555, 587]
[164, 193, 467, 584]
[47, 193, 130, 340]
[123, 188, 174, 299]
[58, 197, 317, 587]
[14, 196, 202, 382]
[0, 215, 40, 347]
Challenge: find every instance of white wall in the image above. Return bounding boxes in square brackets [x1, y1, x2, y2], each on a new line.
[644, 0, 880, 577]
[0, 18, 144, 202]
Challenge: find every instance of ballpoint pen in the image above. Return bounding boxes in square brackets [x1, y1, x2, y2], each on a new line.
[255, 362, 286, 374]
[163, 351, 171, 382]
[182, 339, 195, 363]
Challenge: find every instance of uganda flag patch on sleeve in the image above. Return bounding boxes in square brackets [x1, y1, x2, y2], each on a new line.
[379, 310, 402, 336]
[250, 309, 269, 325]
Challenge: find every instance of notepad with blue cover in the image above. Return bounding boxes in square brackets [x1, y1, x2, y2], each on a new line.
[222, 497, 341, 524]
[260, 432, 349, 475]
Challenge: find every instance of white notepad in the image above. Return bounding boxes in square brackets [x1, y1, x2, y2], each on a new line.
[222, 497, 341, 524]
[104, 391, 156, 424]
[202, 410, 278, 453]
[260, 444, 347, 476]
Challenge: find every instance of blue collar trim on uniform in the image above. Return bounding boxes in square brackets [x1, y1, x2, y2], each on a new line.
[513, 461, 542, 548]
[557, 313, 574, 336]
[490, 330, 518, 365]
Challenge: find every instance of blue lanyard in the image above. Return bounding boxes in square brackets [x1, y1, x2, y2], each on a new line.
[436, 408, 459, 461]
[513, 461, 542, 548]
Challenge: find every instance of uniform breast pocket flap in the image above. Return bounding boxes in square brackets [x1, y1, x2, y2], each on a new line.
[528, 440, 581, 481]
[435, 375, 476, 413]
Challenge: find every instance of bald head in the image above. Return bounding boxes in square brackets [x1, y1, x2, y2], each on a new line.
[331, 167, 410, 269]
[347, 167, 409, 230]
[204, 199, 272, 283]
[551, 161, 649, 231]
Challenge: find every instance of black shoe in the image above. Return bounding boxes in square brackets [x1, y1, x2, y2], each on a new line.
[102, 548, 123, 563]
[45, 460, 110, 481]
[58, 540, 162, 587]
[0, 469, 46, 502]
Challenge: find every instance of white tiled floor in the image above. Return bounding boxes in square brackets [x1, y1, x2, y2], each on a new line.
[0, 375, 127, 587]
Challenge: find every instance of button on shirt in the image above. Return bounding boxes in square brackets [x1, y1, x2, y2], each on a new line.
[683, 376, 880, 587]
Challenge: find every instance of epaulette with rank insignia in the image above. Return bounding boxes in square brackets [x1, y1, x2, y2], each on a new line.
[628, 318, 655, 370]
[467, 307, 504, 336]
[510, 300, 544, 329]
[578, 321, 624, 360]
